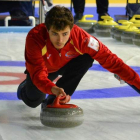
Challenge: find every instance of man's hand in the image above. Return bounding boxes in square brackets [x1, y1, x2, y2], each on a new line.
[51, 86, 71, 104]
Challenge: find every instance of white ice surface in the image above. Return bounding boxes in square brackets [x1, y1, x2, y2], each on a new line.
[0, 32, 140, 140]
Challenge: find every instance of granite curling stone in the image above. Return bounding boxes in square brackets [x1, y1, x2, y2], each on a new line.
[111, 20, 132, 39]
[40, 96, 84, 128]
[121, 24, 139, 44]
[113, 24, 131, 41]
[94, 16, 118, 37]
[75, 15, 97, 33]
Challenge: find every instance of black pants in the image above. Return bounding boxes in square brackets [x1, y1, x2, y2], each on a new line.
[72, 0, 85, 14]
[20, 54, 94, 108]
[72, 0, 108, 14]
[96, 0, 108, 14]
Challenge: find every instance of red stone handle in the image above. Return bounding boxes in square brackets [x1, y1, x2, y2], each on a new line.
[47, 96, 78, 108]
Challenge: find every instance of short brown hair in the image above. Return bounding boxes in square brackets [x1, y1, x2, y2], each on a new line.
[45, 5, 74, 31]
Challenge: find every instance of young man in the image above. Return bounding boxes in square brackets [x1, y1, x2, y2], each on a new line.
[17, 5, 140, 108]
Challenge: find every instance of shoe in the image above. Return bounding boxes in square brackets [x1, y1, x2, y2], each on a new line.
[74, 13, 83, 23]
[17, 79, 26, 100]
[41, 95, 56, 110]
[98, 13, 110, 21]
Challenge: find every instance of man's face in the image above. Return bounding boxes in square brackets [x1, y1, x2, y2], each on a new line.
[48, 26, 71, 50]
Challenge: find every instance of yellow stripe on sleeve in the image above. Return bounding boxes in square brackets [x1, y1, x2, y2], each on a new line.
[70, 39, 83, 55]
[74, 46, 83, 55]
[42, 45, 47, 56]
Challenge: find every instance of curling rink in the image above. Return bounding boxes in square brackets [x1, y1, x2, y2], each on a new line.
[0, 29, 140, 140]
[0, 1, 140, 139]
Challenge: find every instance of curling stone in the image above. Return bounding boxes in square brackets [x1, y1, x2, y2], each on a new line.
[94, 16, 118, 37]
[110, 19, 130, 38]
[113, 20, 133, 41]
[110, 20, 129, 39]
[132, 30, 140, 47]
[75, 15, 97, 33]
[40, 96, 84, 128]
[121, 24, 139, 44]
[129, 15, 140, 27]
[113, 23, 132, 41]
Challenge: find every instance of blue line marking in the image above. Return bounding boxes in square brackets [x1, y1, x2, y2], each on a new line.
[0, 92, 18, 100]
[72, 86, 140, 99]
[89, 64, 140, 73]
[0, 86, 140, 100]
[0, 61, 25, 67]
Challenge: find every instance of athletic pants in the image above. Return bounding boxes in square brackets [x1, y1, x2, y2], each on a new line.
[96, 0, 108, 14]
[72, 0, 108, 14]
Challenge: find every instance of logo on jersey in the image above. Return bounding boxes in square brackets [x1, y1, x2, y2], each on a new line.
[47, 54, 51, 59]
[88, 37, 99, 51]
[65, 51, 77, 58]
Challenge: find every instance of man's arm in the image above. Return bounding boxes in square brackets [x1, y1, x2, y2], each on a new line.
[25, 36, 56, 95]
[71, 26, 140, 90]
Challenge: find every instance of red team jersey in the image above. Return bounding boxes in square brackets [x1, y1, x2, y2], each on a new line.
[25, 23, 140, 95]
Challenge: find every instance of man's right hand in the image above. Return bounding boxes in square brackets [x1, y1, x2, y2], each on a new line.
[51, 86, 71, 104]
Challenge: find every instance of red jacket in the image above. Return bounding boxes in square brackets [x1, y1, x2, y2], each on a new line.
[25, 23, 140, 95]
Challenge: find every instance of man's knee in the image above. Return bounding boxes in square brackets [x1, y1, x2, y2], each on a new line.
[21, 91, 46, 108]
